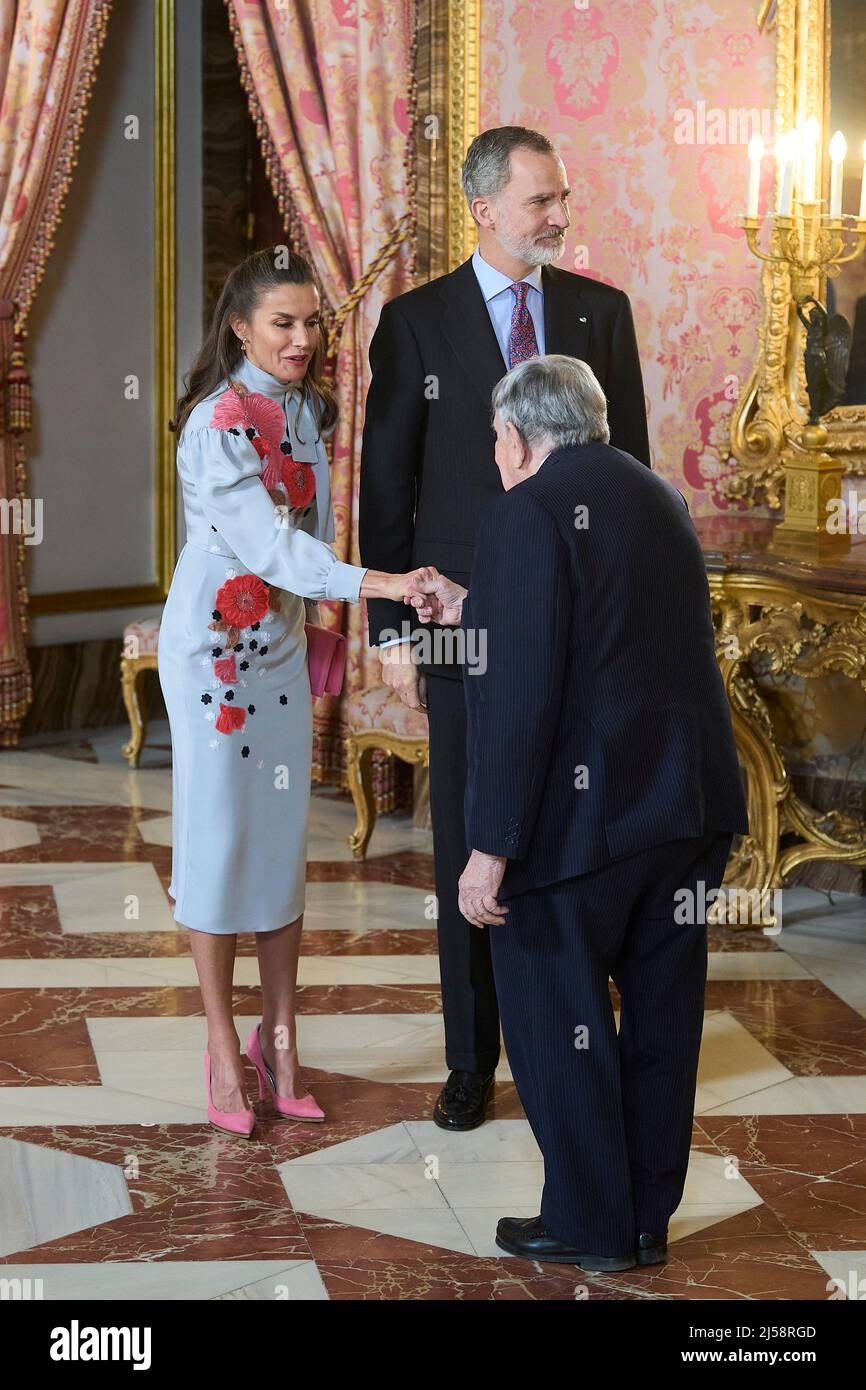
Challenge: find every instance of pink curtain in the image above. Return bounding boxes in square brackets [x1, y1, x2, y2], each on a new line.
[227, 0, 417, 769]
[0, 0, 113, 743]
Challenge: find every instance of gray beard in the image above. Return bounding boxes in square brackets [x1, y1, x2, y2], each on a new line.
[498, 229, 567, 267]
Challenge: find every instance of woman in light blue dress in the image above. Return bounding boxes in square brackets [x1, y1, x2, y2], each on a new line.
[160, 248, 424, 1135]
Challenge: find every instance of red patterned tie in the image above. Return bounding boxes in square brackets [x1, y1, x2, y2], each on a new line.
[507, 281, 539, 368]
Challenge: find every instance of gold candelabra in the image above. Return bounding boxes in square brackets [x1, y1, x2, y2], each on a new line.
[742, 201, 866, 557]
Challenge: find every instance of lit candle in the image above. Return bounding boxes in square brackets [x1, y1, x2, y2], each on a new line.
[829, 130, 847, 217]
[776, 132, 793, 214]
[747, 132, 764, 217]
[802, 115, 819, 202]
[860, 139, 866, 220]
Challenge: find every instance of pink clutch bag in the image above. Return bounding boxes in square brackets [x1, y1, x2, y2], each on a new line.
[305, 621, 347, 696]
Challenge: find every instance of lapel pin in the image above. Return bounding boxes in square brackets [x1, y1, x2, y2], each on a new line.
[579, 315, 587, 323]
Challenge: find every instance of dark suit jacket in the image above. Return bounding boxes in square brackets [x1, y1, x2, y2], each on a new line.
[462, 442, 749, 898]
[359, 256, 651, 675]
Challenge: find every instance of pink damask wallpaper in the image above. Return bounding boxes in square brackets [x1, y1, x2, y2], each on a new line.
[479, 0, 776, 512]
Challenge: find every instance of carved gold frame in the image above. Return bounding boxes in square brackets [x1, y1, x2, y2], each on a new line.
[32, 0, 177, 616]
[729, 0, 866, 506]
[414, 0, 480, 282]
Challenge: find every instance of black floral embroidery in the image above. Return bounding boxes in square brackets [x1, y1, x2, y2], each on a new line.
[233, 642, 244, 651]
[239, 660, 249, 671]
[280, 441, 291, 454]
[259, 645, 268, 655]
[279, 694, 288, 705]
[212, 647, 222, 657]
[251, 623, 260, 631]
[241, 745, 250, 757]
[201, 693, 212, 705]
[248, 704, 256, 714]
[212, 609, 221, 620]
[225, 690, 235, 701]
[249, 640, 258, 651]
[228, 427, 240, 435]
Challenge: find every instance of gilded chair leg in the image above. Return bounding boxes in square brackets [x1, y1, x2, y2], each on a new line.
[120, 661, 146, 767]
[345, 737, 375, 860]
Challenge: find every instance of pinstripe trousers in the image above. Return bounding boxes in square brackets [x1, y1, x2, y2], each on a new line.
[491, 830, 734, 1255]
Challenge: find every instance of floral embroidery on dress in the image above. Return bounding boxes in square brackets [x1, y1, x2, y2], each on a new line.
[210, 380, 316, 509]
[215, 703, 246, 735]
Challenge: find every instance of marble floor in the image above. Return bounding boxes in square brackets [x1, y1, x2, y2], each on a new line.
[1, 720, 865, 1300]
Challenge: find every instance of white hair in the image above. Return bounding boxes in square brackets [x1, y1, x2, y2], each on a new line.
[491, 354, 610, 449]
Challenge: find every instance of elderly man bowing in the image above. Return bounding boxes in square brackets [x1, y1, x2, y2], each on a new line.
[409, 355, 748, 1271]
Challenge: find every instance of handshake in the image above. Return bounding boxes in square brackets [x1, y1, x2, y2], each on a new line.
[395, 565, 467, 627]
[371, 566, 470, 711]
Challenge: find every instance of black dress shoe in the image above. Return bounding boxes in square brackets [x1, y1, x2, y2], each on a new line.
[636, 1231, 668, 1266]
[495, 1215, 636, 1271]
[432, 1069, 495, 1130]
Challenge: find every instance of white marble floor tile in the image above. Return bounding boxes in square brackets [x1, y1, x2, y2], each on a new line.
[281, 1161, 449, 1213]
[86, 1013, 493, 1087]
[0, 752, 171, 812]
[810, 1251, 866, 1301]
[0, 1086, 203, 1127]
[0, 816, 41, 851]
[306, 794, 433, 862]
[278, 1123, 763, 1258]
[705, 953, 810, 980]
[301, 880, 435, 932]
[0, 954, 439, 989]
[289, 1123, 422, 1167]
[0, 862, 177, 934]
[436, 1160, 545, 1209]
[694, 1011, 793, 1112]
[0, 1136, 133, 1258]
[135, 815, 173, 846]
[0, 1261, 328, 1301]
[701, 1075, 866, 1114]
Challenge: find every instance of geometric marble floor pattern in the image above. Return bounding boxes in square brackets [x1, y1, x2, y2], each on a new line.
[2, 720, 866, 1300]
[277, 1121, 765, 1258]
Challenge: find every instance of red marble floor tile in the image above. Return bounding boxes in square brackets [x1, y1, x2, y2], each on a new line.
[307, 851, 434, 889]
[708, 922, 783, 952]
[299, 929, 439, 955]
[0, 805, 174, 865]
[0, 1125, 309, 1264]
[703, 979, 866, 1075]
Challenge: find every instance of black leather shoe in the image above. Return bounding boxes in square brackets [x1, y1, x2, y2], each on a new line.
[636, 1231, 668, 1266]
[495, 1216, 636, 1270]
[432, 1069, 495, 1130]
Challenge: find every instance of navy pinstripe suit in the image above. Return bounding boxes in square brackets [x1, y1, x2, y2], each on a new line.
[462, 441, 749, 1252]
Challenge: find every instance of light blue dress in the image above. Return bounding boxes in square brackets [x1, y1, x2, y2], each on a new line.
[157, 352, 366, 933]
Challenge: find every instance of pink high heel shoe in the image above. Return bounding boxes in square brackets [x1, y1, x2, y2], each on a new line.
[245, 1023, 325, 1122]
[204, 1051, 255, 1138]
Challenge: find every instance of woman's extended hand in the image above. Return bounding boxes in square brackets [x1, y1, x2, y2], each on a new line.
[404, 569, 467, 627]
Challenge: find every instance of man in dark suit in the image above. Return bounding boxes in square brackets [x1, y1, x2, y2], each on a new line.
[406, 354, 749, 1270]
[360, 126, 651, 1131]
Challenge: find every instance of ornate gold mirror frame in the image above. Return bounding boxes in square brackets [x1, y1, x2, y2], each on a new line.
[413, 0, 480, 284]
[729, 0, 866, 506]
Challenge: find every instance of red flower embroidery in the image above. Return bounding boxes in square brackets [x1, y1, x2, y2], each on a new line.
[213, 654, 238, 683]
[211, 383, 318, 502]
[283, 457, 316, 509]
[215, 703, 247, 734]
[211, 386, 287, 492]
[216, 574, 269, 627]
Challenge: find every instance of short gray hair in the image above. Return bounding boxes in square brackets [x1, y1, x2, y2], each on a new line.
[461, 126, 557, 213]
[490, 355, 610, 450]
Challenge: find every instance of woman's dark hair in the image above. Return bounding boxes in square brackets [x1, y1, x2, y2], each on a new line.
[170, 246, 337, 443]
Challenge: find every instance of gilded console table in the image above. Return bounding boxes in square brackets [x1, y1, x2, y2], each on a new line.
[697, 516, 866, 921]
